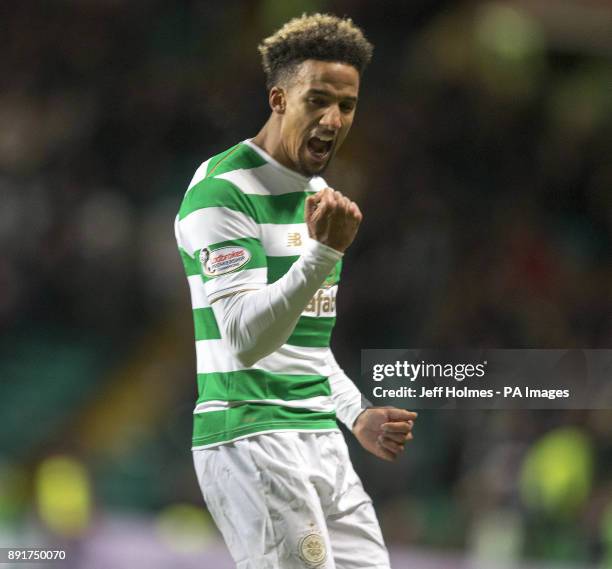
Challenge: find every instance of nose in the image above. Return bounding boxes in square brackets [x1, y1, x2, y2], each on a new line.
[319, 105, 342, 131]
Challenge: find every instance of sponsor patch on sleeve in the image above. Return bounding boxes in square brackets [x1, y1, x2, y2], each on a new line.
[200, 245, 251, 277]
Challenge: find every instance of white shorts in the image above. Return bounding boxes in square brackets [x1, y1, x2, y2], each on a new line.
[193, 430, 390, 569]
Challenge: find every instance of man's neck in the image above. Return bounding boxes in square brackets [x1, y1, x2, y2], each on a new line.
[251, 117, 296, 173]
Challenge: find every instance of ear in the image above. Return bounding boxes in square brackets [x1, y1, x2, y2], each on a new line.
[269, 86, 286, 114]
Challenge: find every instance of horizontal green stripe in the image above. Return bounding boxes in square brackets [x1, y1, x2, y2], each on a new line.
[248, 192, 310, 224]
[179, 247, 200, 277]
[179, 177, 313, 224]
[183, 253, 340, 290]
[204, 143, 241, 176]
[197, 370, 331, 403]
[287, 316, 335, 347]
[180, 177, 256, 220]
[323, 259, 342, 287]
[207, 237, 264, 256]
[267, 255, 299, 283]
[206, 143, 266, 178]
[192, 404, 337, 446]
[193, 308, 220, 340]
[199, 237, 267, 283]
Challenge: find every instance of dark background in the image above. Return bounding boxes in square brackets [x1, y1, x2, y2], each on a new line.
[1, 1, 611, 567]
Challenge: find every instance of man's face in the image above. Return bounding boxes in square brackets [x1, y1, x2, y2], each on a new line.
[278, 60, 360, 177]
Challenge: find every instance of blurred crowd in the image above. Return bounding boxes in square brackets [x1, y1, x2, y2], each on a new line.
[1, 0, 611, 566]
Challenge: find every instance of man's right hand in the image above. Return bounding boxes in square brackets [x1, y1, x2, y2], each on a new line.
[305, 188, 362, 253]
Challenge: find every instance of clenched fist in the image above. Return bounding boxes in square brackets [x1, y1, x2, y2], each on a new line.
[305, 188, 363, 253]
[353, 407, 418, 462]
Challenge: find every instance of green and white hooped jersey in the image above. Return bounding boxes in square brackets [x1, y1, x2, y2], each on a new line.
[175, 140, 342, 449]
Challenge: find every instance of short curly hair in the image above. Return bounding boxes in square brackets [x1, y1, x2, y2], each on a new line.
[258, 13, 373, 91]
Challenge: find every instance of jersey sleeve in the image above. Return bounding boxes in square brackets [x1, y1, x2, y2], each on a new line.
[325, 349, 373, 430]
[209, 239, 343, 366]
[176, 177, 267, 303]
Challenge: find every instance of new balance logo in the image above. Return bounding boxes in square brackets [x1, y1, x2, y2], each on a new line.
[287, 232, 303, 247]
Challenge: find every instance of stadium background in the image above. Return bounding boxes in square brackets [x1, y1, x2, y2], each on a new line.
[1, 0, 611, 567]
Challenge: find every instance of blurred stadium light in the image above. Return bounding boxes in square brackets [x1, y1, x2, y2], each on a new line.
[35, 455, 92, 537]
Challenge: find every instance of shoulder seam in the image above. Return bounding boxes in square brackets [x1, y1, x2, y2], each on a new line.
[208, 145, 243, 179]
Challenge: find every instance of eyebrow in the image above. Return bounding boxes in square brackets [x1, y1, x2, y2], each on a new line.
[305, 88, 358, 103]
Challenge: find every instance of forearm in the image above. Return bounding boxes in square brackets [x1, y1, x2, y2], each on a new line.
[211, 238, 342, 366]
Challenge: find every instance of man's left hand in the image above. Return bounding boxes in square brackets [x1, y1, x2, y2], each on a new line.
[352, 407, 417, 462]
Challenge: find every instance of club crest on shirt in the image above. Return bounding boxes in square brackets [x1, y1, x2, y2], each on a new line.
[298, 532, 326, 566]
[200, 246, 251, 277]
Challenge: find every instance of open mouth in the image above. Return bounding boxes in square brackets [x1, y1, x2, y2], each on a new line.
[306, 136, 333, 162]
